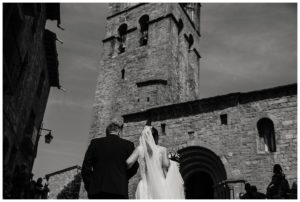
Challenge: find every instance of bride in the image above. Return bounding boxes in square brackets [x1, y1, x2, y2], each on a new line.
[126, 126, 185, 199]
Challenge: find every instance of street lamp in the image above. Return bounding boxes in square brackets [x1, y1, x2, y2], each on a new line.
[40, 128, 53, 144]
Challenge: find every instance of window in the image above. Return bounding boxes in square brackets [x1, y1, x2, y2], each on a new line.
[36, 71, 45, 97]
[178, 19, 184, 35]
[161, 123, 166, 135]
[188, 131, 195, 139]
[188, 34, 194, 50]
[188, 131, 194, 135]
[220, 114, 228, 125]
[147, 97, 150, 102]
[257, 118, 276, 152]
[184, 34, 194, 51]
[139, 15, 149, 46]
[121, 69, 125, 79]
[118, 24, 127, 53]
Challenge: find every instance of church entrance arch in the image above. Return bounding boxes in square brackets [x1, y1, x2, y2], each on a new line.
[178, 146, 229, 199]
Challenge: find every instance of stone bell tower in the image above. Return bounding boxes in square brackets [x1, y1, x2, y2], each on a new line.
[90, 3, 201, 139]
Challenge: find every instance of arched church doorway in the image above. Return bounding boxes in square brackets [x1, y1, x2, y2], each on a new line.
[185, 171, 214, 199]
[178, 146, 228, 199]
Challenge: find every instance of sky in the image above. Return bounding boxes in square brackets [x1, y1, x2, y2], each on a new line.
[32, 3, 297, 178]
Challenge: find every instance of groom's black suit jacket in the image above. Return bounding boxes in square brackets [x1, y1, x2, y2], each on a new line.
[81, 135, 138, 198]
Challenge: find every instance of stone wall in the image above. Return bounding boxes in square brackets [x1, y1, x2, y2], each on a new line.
[47, 166, 81, 199]
[122, 84, 297, 198]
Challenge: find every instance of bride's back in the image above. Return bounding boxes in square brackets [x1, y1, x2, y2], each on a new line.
[138, 144, 168, 178]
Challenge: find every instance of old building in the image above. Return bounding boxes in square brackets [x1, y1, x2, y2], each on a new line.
[88, 3, 297, 199]
[45, 165, 82, 199]
[122, 84, 297, 199]
[90, 3, 201, 140]
[3, 3, 61, 198]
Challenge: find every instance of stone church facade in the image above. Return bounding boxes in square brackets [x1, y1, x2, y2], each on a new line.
[123, 84, 297, 198]
[89, 3, 297, 199]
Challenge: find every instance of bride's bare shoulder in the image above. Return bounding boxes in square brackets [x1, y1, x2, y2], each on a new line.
[137, 145, 144, 154]
[137, 144, 142, 150]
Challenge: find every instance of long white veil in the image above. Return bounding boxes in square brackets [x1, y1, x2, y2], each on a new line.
[139, 126, 185, 199]
[139, 126, 170, 199]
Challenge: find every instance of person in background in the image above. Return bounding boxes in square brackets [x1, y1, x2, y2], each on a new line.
[41, 183, 50, 199]
[240, 183, 252, 199]
[11, 164, 29, 199]
[25, 173, 35, 199]
[34, 178, 44, 199]
[250, 185, 266, 199]
[266, 164, 290, 199]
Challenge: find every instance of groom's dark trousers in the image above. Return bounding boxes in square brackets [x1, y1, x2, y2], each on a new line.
[81, 134, 139, 199]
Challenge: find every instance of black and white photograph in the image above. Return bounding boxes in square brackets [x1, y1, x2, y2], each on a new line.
[3, 2, 297, 199]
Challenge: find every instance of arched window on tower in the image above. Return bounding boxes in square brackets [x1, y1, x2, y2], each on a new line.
[177, 19, 184, 35]
[188, 34, 194, 50]
[118, 24, 127, 53]
[121, 69, 125, 79]
[139, 15, 149, 46]
[257, 118, 276, 152]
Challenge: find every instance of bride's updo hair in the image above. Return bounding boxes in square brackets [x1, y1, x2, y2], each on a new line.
[151, 127, 159, 145]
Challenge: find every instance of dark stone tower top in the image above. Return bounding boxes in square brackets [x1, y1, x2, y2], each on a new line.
[107, 3, 140, 16]
[90, 3, 201, 139]
[106, 3, 201, 35]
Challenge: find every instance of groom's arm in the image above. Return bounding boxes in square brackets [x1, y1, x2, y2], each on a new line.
[127, 142, 139, 179]
[81, 141, 94, 191]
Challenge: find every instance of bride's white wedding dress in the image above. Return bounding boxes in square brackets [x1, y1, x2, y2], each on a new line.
[135, 127, 185, 199]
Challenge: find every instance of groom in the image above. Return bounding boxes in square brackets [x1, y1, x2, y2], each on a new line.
[82, 122, 139, 199]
